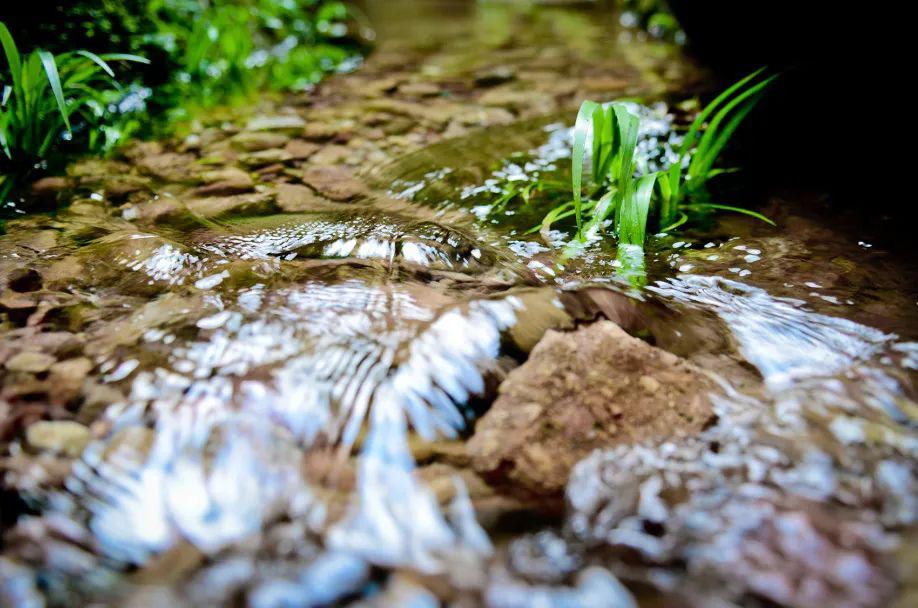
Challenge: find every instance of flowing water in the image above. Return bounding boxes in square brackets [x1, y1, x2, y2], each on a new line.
[1, 1, 917, 607]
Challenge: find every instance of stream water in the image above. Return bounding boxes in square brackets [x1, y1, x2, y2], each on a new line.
[1, 1, 916, 607]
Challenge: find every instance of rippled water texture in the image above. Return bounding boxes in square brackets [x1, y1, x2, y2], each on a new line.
[1, 1, 917, 607]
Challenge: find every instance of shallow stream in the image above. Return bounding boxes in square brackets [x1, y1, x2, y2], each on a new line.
[1, 1, 916, 607]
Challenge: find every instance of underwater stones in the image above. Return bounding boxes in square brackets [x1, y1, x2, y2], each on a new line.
[300, 166, 368, 201]
[192, 167, 255, 196]
[25, 420, 91, 457]
[102, 175, 152, 202]
[274, 184, 337, 213]
[4, 351, 57, 374]
[569, 444, 898, 608]
[474, 66, 517, 87]
[47, 357, 93, 404]
[230, 131, 290, 152]
[136, 152, 201, 183]
[398, 81, 441, 97]
[239, 148, 292, 168]
[124, 197, 188, 225]
[184, 192, 277, 219]
[28, 176, 72, 202]
[467, 321, 714, 496]
[283, 139, 321, 160]
[245, 114, 307, 131]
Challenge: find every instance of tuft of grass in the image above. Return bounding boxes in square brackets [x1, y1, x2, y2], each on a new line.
[0, 21, 147, 199]
[537, 69, 777, 252]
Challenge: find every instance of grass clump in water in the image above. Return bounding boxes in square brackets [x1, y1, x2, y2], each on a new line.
[513, 69, 777, 254]
[0, 21, 147, 200]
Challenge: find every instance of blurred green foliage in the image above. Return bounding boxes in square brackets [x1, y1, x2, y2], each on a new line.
[0, 0, 364, 206]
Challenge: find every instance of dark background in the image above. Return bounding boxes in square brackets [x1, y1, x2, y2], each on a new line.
[668, 0, 886, 206]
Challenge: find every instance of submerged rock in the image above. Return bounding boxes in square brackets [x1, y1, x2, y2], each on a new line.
[4, 352, 57, 374]
[192, 167, 254, 197]
[301, 166, 368, 201]
[25, 420, 91, 457]
[468, 321, 714, 496]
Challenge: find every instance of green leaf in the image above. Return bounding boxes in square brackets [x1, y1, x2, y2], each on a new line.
[97, 53, 151, 65]
[690, 75, 777, 180]
[619, 172, 657, 246]
[683, 203, 776, 225]
[0, 22, 22, 96]
[38, 50, 70, 131]
[678, 67, 766, 158]
[76, 50, 115, 77]
[571, 100, 602, 233]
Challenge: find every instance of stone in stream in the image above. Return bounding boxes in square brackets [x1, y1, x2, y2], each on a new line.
[467, 320, 714, 497]
[191, 167, 255, 196]
[136, 152, 201, 184]
[300, 166, 368, 201]
[4, 351, 57, 374]
[25, 420, 92, 457]
[245, 114, 307, 131]
[184, 192, 277, 219]
[274, 183, 339, 213]
[230, 131, 290, 151]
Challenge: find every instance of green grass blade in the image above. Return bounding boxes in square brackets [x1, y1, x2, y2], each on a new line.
[691, 95, 762, 181]
[572, 100, 601, 233]
[690, 75, 777, 180]
[659, 211, 688, 232]
[38, 50, 70, 131]
[619, 172, 657, 246]
[75, 50, 115, 77]
[0, 23, 22, 96]
[678, 67, 766, 157]
[97, 53, 151, 65]
[683, 203, 776, 225]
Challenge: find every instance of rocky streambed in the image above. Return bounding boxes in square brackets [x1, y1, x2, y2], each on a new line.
[2, 1, 917, 607]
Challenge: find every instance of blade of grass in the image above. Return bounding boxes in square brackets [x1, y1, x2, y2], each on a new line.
[38, 50, 70, 131]
[619, 172, 657, 246]
[0, 23, 22, 97]
[75, 50, 115, 77]
[572, 100, 601, 234]
[678, 67, 766, 157]
[682, 203, 775, 225]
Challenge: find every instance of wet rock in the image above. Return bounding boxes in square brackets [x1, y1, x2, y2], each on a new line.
[68, 158, 132, 181]
[124, 197, 189, 225]
[4, 352, 57, 374]
[29, 176, 72, 201]
[478, 88, 556, 115]
[309, 145, 355, 166]
[246, 114, 306, 131]
[468, 321, 714, 496]
[283, 139, 321, 160]
[101, 175, 153, 202]
[136, 152, 201, 183]
[192, 167, 254, 196]
[275, 183, 337, 213]
[239, 148, 292, 168]
[399, 82, 441, 97]
[25, 420, 91, 457]
[48, 357, 93, 404]
[231, 131, 290, 152]
[301, 166, 368, 201]
[302, 122, 344, 141]
[475, 66, 517, 87]
[184, 192, 277, 219]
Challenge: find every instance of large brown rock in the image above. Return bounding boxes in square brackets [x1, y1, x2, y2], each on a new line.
[468, 321, 715, 496]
